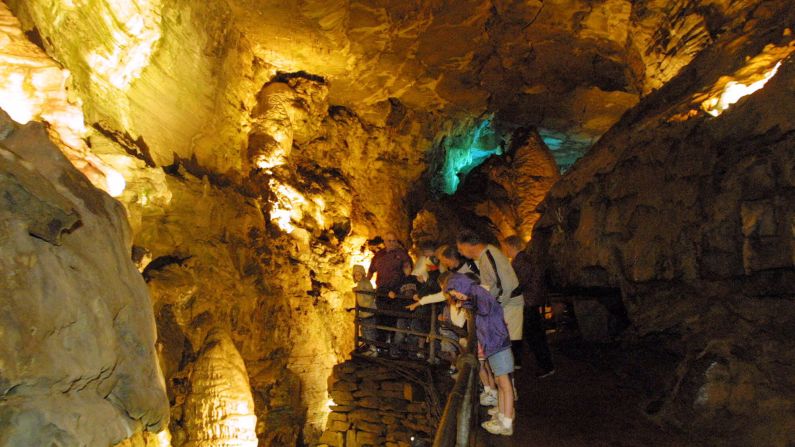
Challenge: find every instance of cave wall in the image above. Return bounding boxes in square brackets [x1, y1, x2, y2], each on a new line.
[531, 3, 795, 442]
[4, 0, 792, 445]
[0, 111, 168, 446]
[3, 1, 437, 443]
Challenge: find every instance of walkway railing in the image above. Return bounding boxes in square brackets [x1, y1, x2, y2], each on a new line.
[432, 310, 477, 447]
[353, 299, 464, 363]
[352, 297, 478, 446]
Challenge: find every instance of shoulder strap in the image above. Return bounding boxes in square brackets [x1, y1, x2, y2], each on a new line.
[485, 249, 503, 300]
[467, 259, 480, 276]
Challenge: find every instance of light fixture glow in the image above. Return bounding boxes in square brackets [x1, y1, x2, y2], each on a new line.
[268, 178, 306, 233]
[0, 2, 125, 196]
[105, 169, 127, 197]
[702, 62, 782, 117]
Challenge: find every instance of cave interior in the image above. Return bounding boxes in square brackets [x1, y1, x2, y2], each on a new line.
[0, 0, 794, 446]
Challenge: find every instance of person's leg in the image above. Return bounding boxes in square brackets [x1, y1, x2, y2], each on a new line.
[375, 296, 390, 343]
[391, 318, 408, 356]
[480, 359, 496, 389]
[525, 305, 555, 373]
[495, 374, 515, 418]
[511, 340, 523, 369]
[482, 348, 515, 435]
[362, 317, 377, 344]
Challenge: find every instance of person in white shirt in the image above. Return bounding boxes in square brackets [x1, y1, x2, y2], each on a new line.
[405, 245, 473, 365]
[456, 230, 525, 364]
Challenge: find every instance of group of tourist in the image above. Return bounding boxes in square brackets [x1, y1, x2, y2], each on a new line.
[352, 229, 556, 436]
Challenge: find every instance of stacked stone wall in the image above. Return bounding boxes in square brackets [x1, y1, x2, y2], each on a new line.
[318, 359, 443, 447]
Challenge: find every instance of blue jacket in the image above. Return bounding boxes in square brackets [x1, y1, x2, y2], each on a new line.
[445, 273, 511, 358]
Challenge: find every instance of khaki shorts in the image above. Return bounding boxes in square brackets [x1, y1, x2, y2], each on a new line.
[502, 300, 524, 341]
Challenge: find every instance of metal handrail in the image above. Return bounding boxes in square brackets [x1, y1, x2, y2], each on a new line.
[433, 309, 478, 447]
[351, 299, 479, 446]
[353, 302, 464, 362]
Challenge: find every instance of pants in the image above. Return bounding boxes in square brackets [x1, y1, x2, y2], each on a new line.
[513, 305, 554, 372]
[410, 305, 430, 346]
[360, 316, 377, 345]
[375, 295, 395, 343]
[391, 318, 411, 356]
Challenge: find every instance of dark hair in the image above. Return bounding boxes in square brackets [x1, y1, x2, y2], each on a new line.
[437, 271, 455, 306]
[502, 235, 525, 250]
[368, 236, 384, 245]
[418, 240, 437, 252]
[438, 271, 453, 290]
[439, 244, 463, 261]
[456, 230, 484, 245]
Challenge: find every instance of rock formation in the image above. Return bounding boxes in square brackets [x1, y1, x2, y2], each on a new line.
[180, 329, 258, 447]
[531, 5, 795, 443]
[0, 110, 168, 446]
[1, 0, 793, 444]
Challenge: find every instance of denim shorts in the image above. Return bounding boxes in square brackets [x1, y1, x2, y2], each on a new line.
[487, 348, 515, 377]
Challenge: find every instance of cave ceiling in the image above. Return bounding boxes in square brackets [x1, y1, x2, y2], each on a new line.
[6, 0, 756, 175]
[228, 0, 645, 147]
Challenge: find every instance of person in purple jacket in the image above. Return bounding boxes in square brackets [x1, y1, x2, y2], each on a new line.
[442, 272, 516, 436]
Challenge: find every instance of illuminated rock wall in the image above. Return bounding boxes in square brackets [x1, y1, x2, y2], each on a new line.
[3, 2, 434, 443]
[532, 6, 795, 443]
[0, 110, 168, 446]
[483, 128, 560, 241]
[0, 1, 123, 195]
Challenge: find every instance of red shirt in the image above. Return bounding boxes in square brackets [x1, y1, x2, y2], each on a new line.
[368, 248, 411, 290]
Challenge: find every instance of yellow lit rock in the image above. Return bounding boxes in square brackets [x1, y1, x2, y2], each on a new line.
[183, 329, 258, 447]
[699, 41, 795, 117]
[0, 1, 125, 196]
[702, 61, 783, 116]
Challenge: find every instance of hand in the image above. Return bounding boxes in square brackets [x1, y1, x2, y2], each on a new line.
[406, 302, 420, 311]
[388, 291, 396, 299]
[412, 294, 420, 302]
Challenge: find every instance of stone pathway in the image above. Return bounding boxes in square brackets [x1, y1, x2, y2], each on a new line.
[473, 340, 698, 447]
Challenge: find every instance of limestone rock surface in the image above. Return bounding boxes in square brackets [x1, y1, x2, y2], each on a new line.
[531, 6, 795, 443]
[181, 329, 257, 447]
[0, 110, 168, 446]
[7, 0, 761, 173]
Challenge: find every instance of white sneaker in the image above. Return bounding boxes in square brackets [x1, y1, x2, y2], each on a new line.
[487, 406, 499, 416]
[481, 417, 513, 436]
[479, 390, 498, 406]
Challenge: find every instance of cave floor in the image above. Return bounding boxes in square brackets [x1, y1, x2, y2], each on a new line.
[473, 336, 698, 447]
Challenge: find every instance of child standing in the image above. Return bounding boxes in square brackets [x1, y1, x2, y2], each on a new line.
[387, 262, 421, 358]
[353, 265, 377, 357]
[442, 272, 516, 436]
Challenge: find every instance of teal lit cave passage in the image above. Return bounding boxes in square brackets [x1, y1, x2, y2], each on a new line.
[538, 129, 594, 172]
[431, 120, 594, 196]
[432, 119, 502, 195]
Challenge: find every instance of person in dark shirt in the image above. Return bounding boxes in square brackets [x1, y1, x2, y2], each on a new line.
[368, 232, 412, 345]
[502, 235, 555, 377]
[386, 262, 421, 358]
[368, 232, 412, 291]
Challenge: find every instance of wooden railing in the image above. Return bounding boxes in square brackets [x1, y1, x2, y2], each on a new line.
[432, 309, 477, 447]
[352, 298, 478, 446]
[353, 301, 464, 363]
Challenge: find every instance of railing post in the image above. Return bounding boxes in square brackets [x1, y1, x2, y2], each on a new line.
[354, 302, 360, 349]
[429, 303, 438, 365]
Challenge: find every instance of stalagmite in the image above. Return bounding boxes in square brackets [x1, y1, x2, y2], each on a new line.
[182, 329, 257, 447]
[1, 0, 793, 445]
